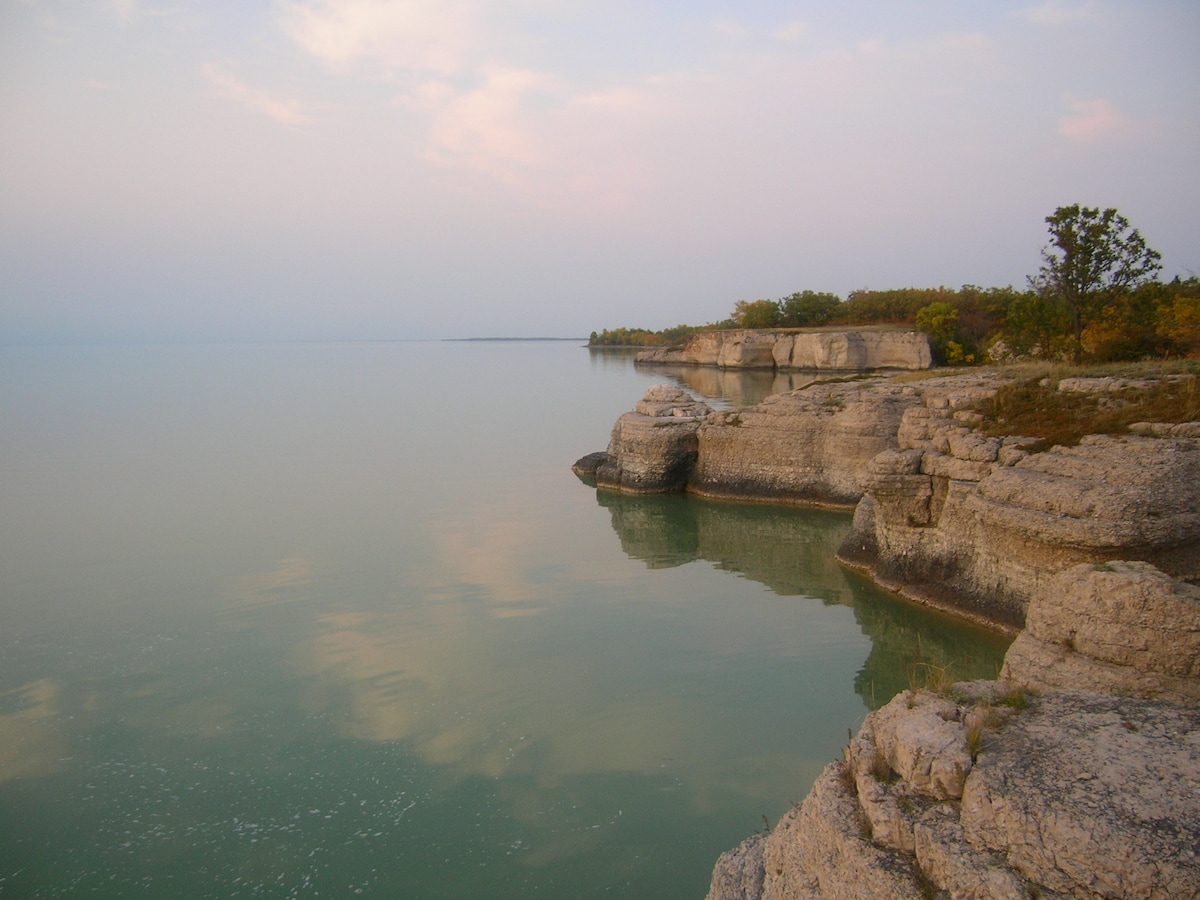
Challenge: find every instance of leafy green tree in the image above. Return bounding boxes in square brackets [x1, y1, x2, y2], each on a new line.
[839, 288, 953, 325]
[915, 302, 958, 341]
[732, 299, 782, 329]
[1030, 204, 1162, 362]
[1156, 277, 1200, 358]
[1000, 292, 1073, 359]
[778, 291, 842, 327]
[915, 302, 964, 364]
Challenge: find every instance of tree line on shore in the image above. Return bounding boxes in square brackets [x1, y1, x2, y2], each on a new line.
[589, 205, 1200, 365]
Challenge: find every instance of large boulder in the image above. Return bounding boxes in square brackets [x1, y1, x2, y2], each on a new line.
[1002, 561, 1200, 702]
[593, 386, 712, 493]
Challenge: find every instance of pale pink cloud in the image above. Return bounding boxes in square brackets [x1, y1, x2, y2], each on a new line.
[1057, 95, 1126, 142]
[203, 63, 314, 126]
[278, 0, 481, 75]
[419, 67, 562, 178]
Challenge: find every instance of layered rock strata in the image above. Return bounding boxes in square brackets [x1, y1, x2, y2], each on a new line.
[689, 382, 922, 506]
[1003, 561, 1200, 703]
[635, 329, 933, 371]
[839, 396, 1200, 630]
[707, 561, 1200, 899]
[582, 375, 1200, 630]
[588, 385, 714, 493]
[585, 378, 934, 504]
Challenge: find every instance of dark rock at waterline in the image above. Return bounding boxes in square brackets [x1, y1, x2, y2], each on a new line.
[571, 451, 608, 482]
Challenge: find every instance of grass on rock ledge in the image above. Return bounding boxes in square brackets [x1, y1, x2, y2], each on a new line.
[967, 361, 1199, 452]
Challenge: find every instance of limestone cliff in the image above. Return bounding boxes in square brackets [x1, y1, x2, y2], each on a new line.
[583, 378, 934, 504]
[838, 387, 1200, 630]
[582, 374, 1200, 631]
[707, 562, 1200, 900]
[635, 329, 933, 371]
[576, 371, 1200, 899]
[709, 682, 1200, 900]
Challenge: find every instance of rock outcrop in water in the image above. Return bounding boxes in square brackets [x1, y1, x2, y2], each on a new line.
[576, 385, 714, 493]
[634, 329, 933, 371]
[574, 372, 1200, 899]
[579, 374, 1200, 631]
[584, 378, 928, 504]
[706, 561, 1200, 900]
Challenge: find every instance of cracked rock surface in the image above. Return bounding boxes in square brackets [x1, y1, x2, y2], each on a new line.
[708, 686, 1200, 900]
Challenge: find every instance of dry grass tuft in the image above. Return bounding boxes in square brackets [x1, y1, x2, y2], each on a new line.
[903, 638, 957, 696]
[971, 363, 1199, 451]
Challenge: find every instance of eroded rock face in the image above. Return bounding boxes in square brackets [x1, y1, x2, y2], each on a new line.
[784, 331, 934, 371]
[636, 330, 933, 371]
[756, 761, 927, 900]
[708, 685, 1200, 900]
[839, 391, 1200, 630]
[592, 386, 713, 493]
[585, 378, 933, 505]
[1002, 561, 1200, 702]
[689, 381, 924, 506]
[587, 373, 1200, 629]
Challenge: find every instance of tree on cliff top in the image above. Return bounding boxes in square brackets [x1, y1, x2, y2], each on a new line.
[731, 299, 782, 328]
[1030, 204, 1162, 362]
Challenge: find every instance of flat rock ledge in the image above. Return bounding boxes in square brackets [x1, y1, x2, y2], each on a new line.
[708, 686, 1200, 900]
[707, 561, 1200, 899]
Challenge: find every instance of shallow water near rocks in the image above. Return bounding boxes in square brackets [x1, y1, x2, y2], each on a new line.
[0, 341, 1009, 898]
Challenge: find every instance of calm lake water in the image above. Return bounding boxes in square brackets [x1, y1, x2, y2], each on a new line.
[0, 341, 1009, 898]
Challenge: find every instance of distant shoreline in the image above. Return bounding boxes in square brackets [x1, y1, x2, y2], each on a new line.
[446, 337, 587, 342]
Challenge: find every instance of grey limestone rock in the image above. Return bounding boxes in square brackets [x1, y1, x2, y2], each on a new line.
[1002, 561, 1200, 702]
[841, 400, 1200, 630]
[707, 835, 767, 900]
[687, 380, 921, 506]
[594, 386, 713, 493]
[961, 690, 1200, 899]
[707, 685, 1200, 900]
[636, 329, 933, 371]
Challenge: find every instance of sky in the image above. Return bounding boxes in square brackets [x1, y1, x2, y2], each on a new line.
[2, 1, 1198, 341]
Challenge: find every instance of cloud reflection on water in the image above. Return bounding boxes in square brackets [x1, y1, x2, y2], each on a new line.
[0, 680, 69, 784]
[278, 494, 879, 819]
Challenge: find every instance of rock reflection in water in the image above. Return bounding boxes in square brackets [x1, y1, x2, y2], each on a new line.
[595, 491, 1011, 708]
[634, 363, 817, 408]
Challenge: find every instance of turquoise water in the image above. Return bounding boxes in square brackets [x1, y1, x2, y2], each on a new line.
[0, 341, 1009, 898]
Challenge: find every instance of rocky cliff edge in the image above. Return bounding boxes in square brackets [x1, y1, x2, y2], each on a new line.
[707, 562, 1200, 900]
[635, 329, 933, 371]
[578, 373, 1200, 631]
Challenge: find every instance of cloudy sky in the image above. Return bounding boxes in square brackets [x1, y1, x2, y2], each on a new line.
[2, 1, 1197, 341]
